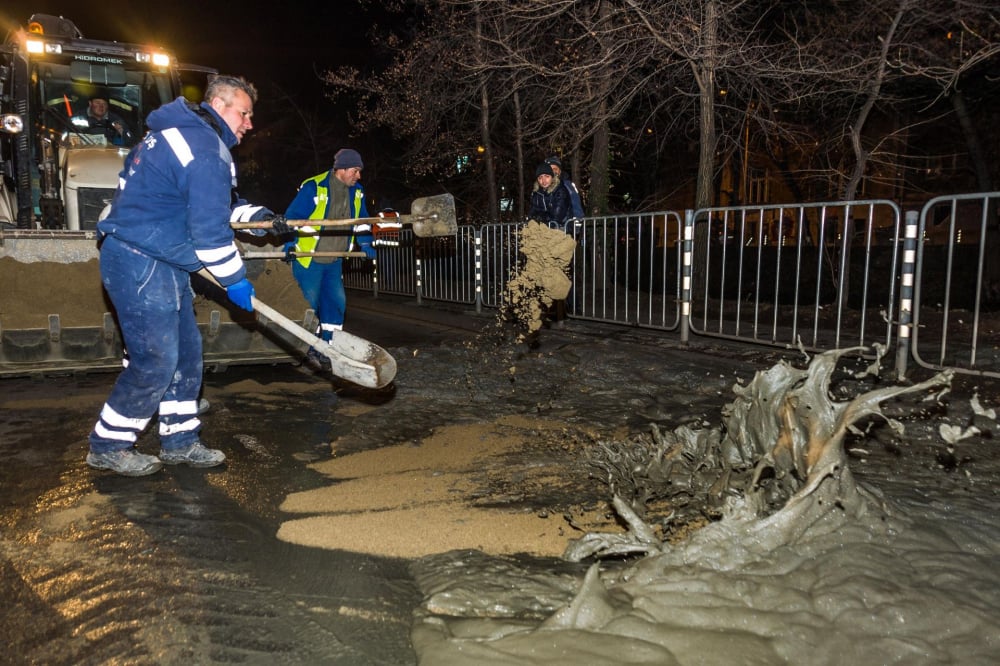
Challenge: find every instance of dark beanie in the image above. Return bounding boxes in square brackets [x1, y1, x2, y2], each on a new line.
[334, 148, 364, 170]
[535, 162, 554, 177]
[545, 155, 562, 168]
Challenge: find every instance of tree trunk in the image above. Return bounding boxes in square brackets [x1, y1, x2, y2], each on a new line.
[954, 89, 1000, 297]
[474, 7, 499, 223]
[513, 88, 525, 220]
[843, 3, 904, 201]
[586, 0, 614, 215]
[589, 100, 610, 215]
[692, 0, 719, 294]
[951, 90, 993, 193]
[479, 84, 498, 224]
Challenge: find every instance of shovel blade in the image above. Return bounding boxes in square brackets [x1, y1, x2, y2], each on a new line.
[316, 330, 397, 389]
[408, 193, 458, 237]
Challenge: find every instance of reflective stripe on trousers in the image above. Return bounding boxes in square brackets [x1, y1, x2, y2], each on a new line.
[88, 237, 203, 453]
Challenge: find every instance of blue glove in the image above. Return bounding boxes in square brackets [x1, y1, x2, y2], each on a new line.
[359, 242, 377, 260]
[226, 278, 255, 312]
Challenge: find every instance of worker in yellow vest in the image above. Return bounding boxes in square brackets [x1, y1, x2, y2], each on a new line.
[283, 148, 376, 370]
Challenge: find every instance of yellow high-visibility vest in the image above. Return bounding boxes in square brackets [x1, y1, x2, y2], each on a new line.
[293, 172, 364, 268]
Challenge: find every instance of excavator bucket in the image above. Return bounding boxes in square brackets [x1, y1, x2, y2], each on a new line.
[0, 229, 317, 377]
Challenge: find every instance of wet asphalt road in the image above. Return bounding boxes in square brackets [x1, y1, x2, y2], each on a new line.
[0, 294, 487, 665]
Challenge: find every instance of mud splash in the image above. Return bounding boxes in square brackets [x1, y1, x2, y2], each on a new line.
[408, 349, 1000, 666]
[502, 221, 576, 338]
[565, 346, 952, 562]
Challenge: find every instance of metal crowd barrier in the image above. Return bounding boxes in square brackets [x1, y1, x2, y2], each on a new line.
[908, 192, 1000, 377]
[345, 193, 1000, 379]
[687, 201, 901, 353]
[566, 212, 683, 330]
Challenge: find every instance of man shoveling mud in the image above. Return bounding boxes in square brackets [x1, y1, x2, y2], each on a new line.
[86, 75, 286, 477]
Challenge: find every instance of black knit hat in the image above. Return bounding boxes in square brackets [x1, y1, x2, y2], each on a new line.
[535, 162, 554, 177]
[544, 155, 562, 168]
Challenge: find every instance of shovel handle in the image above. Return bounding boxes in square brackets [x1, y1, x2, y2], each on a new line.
[241, 251, 367, 260]
[193, 269, 395, 388]
[231, 215, 421, 230]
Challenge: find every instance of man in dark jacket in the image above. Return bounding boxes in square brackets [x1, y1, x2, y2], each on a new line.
[528, 162, 571, 225]
[86, 75, 284, 476]
[528, 162, 576, 327]
[81, 95, 134, 146]
[544, 156, 585, 220]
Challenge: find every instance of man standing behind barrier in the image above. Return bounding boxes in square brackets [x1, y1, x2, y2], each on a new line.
[284, 148, 377, 370]
[528, 162, 574, 327]
[86, 75, 284, 477]
[528, 162, 571, 226]
[545, 155, 585, 221]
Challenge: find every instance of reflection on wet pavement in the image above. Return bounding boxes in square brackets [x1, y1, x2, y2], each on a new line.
[0, 365, 420, 664]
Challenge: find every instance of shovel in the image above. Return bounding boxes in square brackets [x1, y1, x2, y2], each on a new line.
[231, 193, 458, 238]
[241, 251, 367, 260]
[195, 270, 397, 389]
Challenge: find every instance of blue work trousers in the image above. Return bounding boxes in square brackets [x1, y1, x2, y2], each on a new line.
[88, 237, 203, 453]
[292, 259, 345, 340]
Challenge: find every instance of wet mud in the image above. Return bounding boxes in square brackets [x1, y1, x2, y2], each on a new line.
[0, 367, 419, 664]
[3, 293, 1000, 664]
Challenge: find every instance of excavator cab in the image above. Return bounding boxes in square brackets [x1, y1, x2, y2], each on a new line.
[0, 14, 310, 376]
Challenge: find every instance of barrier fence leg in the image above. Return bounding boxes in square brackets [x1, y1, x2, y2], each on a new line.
[474, 233, 483, 314]
[895, 210, 918, 380]
[680, 210, 694, 345]
[415, 242, 424, 306]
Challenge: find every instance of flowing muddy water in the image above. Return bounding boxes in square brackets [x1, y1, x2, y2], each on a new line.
[6, 222, 993, 663]
[406, 353, 1000, 665]
[273, 224, 1000, 664]
[274, 326, 1000, 664]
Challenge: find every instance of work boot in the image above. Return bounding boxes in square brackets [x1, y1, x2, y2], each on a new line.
[159, 442, 226, 468]
[86, 448, 163, 477]
[306, 346, 333, 371]
[197, 398, 210, 414]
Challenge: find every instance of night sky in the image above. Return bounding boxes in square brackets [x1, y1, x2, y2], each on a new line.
[0, 1, 377, 95]
[2, 2, 405, 203]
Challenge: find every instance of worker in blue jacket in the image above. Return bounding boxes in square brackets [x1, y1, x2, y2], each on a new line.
[86, 75, 288, 477]
[284, 148, 377, 370]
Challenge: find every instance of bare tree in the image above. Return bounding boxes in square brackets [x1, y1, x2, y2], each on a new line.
[321, 0, 998, 228]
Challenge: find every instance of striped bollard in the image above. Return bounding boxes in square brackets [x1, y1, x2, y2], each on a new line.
[895, 210, 918, 379]
[680, 210, 694, 344]
[474, 233, 483, 314]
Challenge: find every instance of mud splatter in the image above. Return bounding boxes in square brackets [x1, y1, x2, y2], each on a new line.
[502, 221, 576, 338]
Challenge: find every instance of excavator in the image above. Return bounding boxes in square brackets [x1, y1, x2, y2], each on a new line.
[0, 14, 422, 386]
